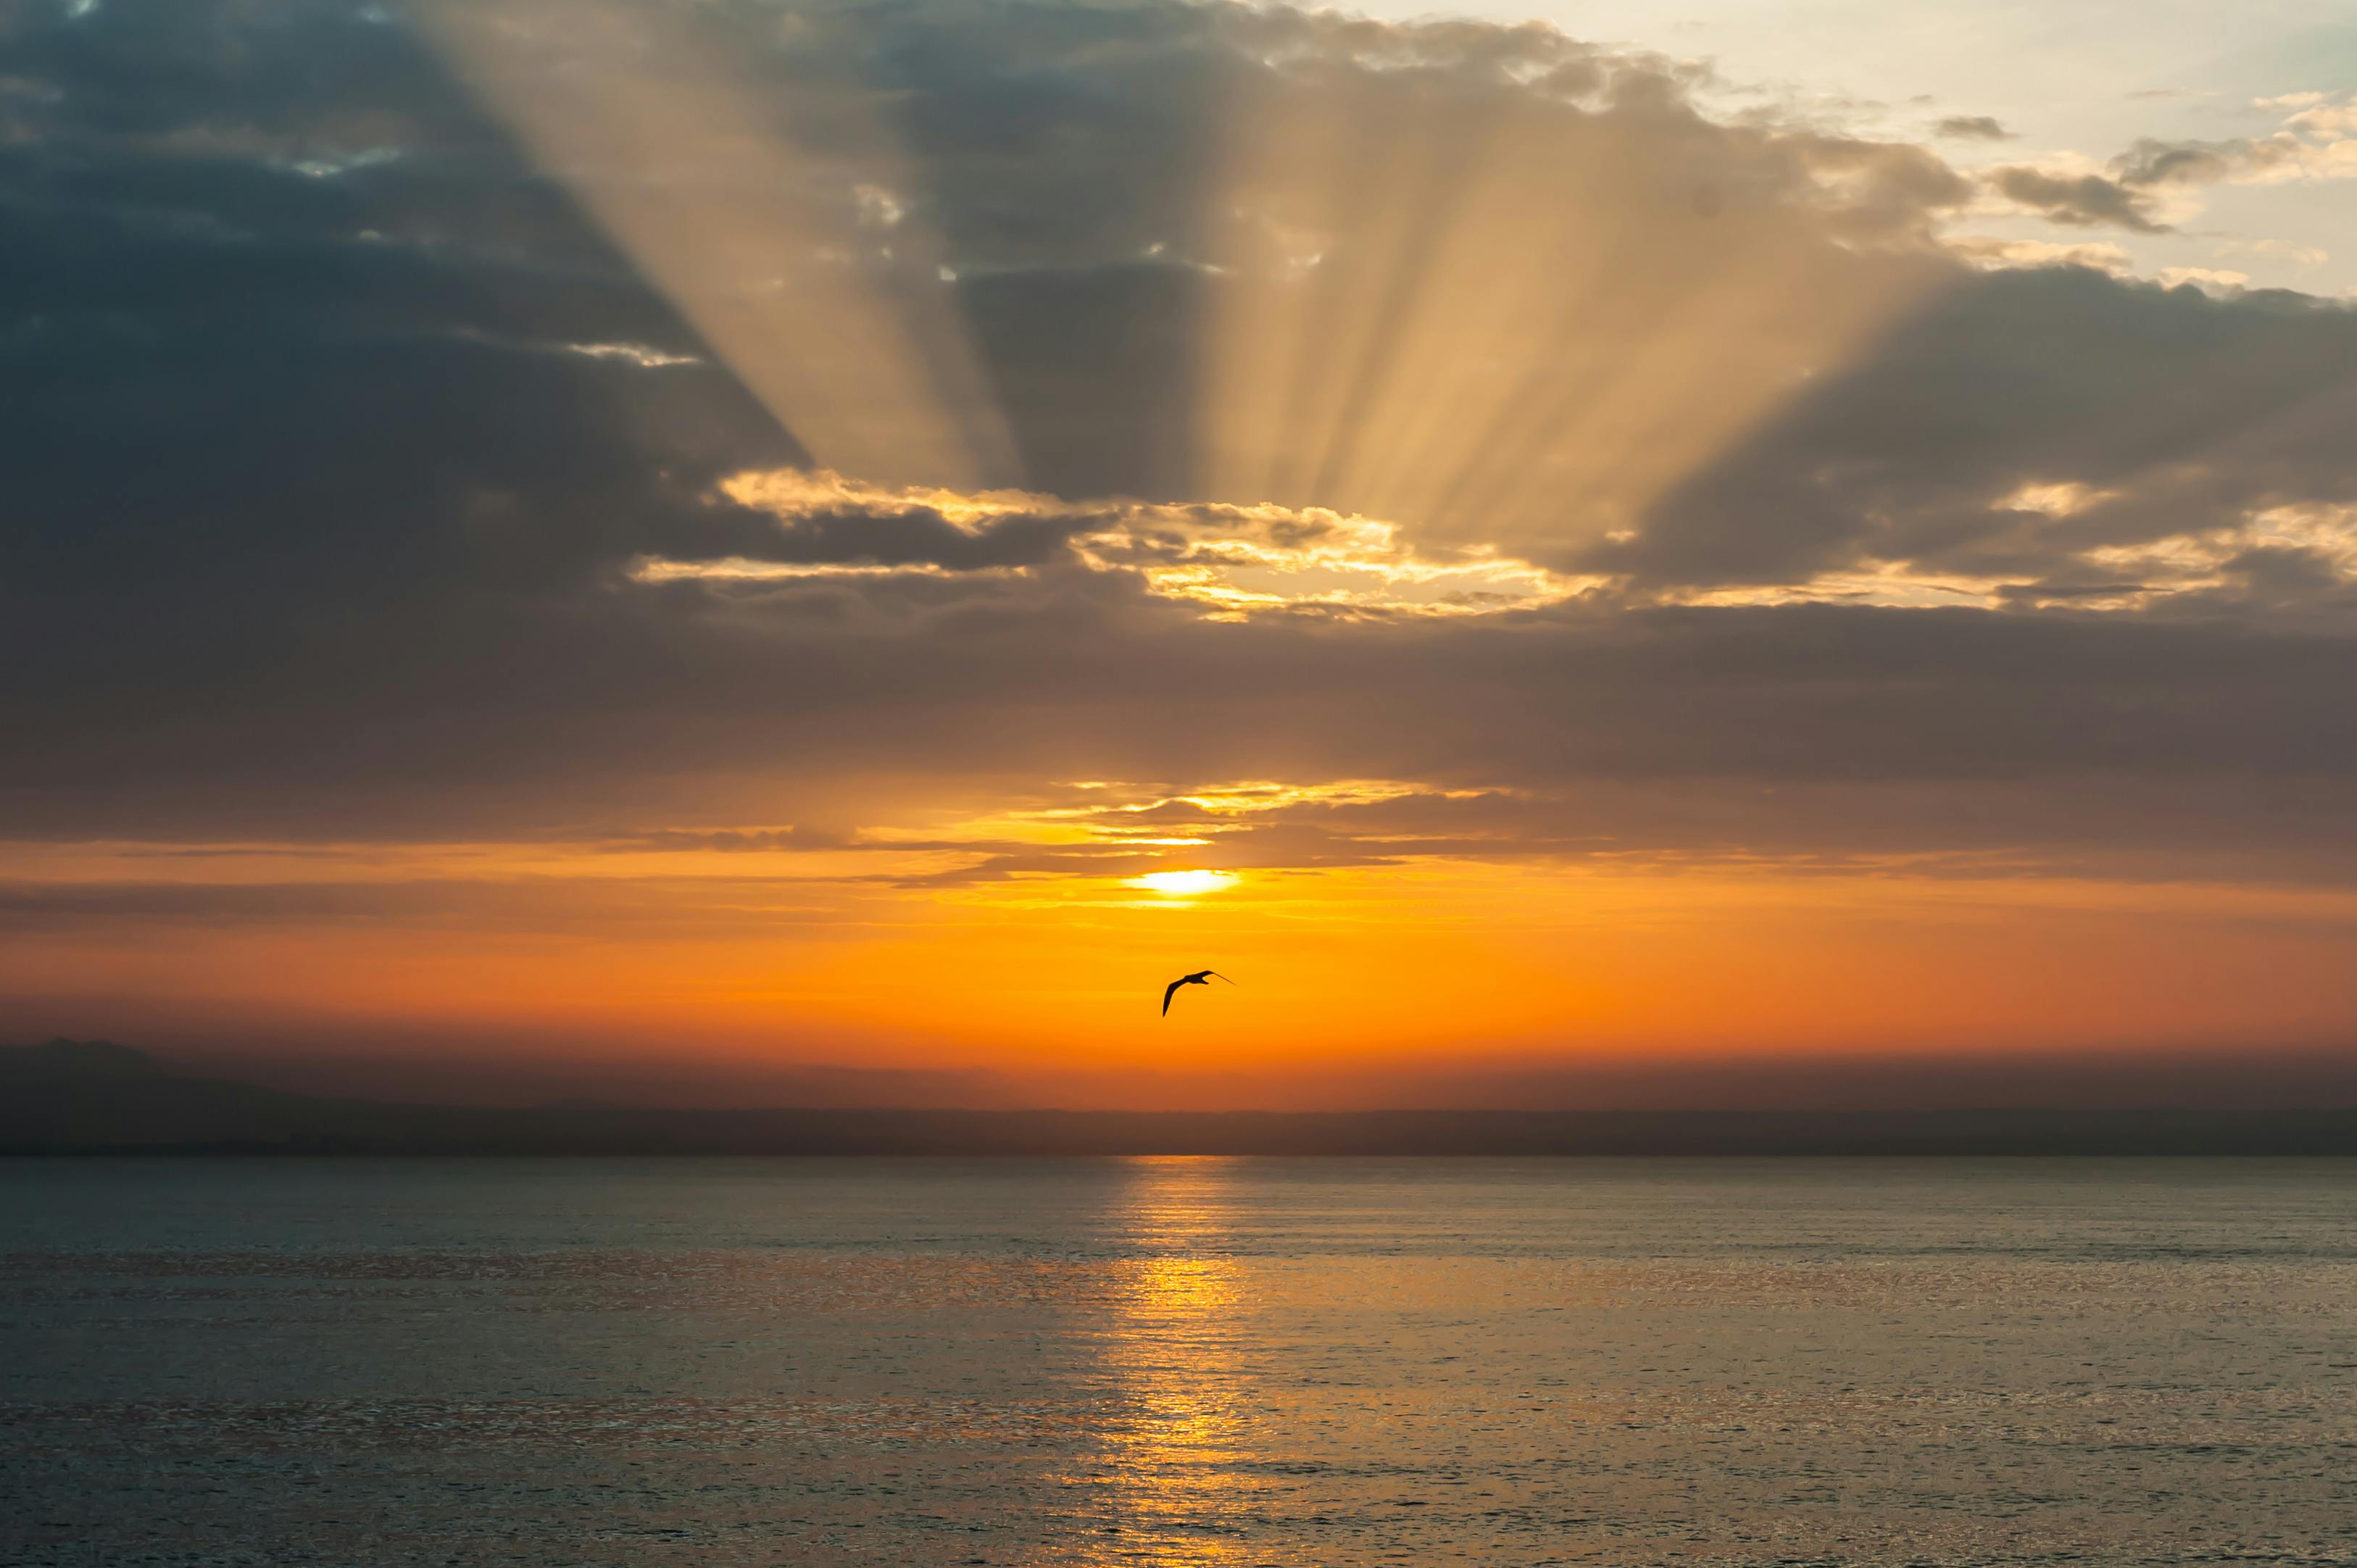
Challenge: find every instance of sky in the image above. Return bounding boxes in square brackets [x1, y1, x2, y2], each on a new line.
[4, 0, 2356, 1109]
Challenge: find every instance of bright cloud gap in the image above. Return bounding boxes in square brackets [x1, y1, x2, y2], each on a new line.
[626, 470, 2357, 621]
[626, 469, 1600, 619]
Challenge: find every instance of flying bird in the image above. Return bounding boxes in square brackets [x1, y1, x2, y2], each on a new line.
[1161, 969, 1235, 1017]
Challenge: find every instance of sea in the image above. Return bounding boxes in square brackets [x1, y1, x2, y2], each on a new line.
[4, 1156, 2355, 1566]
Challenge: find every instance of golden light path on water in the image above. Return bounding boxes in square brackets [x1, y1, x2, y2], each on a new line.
[1071, 1157, 1268, 1567]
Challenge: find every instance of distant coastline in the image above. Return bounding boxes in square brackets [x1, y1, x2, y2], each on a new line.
[9, 1039, 2357, 1156]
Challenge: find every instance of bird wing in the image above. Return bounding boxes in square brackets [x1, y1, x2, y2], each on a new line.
[1205, 971, 1236, 985]
[1162, 977, 1184, 1016]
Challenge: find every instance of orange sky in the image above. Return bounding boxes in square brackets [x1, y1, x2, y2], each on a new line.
[10, 809, 2357, 1106]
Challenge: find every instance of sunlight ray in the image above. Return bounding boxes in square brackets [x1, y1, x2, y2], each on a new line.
[418, 0, 1021, 491]
[1193, 38, 1944, 559]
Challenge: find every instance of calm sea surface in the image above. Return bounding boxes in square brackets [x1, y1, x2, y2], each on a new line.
[4, 1157, 2356, 1566]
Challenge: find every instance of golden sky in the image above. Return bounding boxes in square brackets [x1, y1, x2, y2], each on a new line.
[5, 0, 2357, 1106]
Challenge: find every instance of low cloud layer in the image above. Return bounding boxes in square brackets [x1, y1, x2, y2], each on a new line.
[1974, 91, 2357, 238]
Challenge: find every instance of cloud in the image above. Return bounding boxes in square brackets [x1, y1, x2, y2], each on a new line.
[1983, 164, 2169, 231]
[2155, 265, 2250, 293]
[1972, 92, 2357, 238]
[2034, 93, 2357, 243]
[2216, 236, 2329, 269]
[1934, 114, 2012, 141]
[1574, 267, 2357, 604]
[2, 0, 2356, 898]
[1945, 237, 2132, 275]
[653, 470, 1592, 617]
[2111, 129, 2357, 189]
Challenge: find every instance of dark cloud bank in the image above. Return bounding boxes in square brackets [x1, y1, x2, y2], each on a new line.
[20, 1038, 2357, 1140]
[3, 0, 2356, 885]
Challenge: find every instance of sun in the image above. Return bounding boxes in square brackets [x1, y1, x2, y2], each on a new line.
[1129, 870, 1239, 897]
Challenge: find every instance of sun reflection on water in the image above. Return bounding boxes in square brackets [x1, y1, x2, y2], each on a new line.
[1060, 1156, 1284, 1566]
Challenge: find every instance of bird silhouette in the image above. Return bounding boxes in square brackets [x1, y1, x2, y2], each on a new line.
[1161, 969, 1235, 1017]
